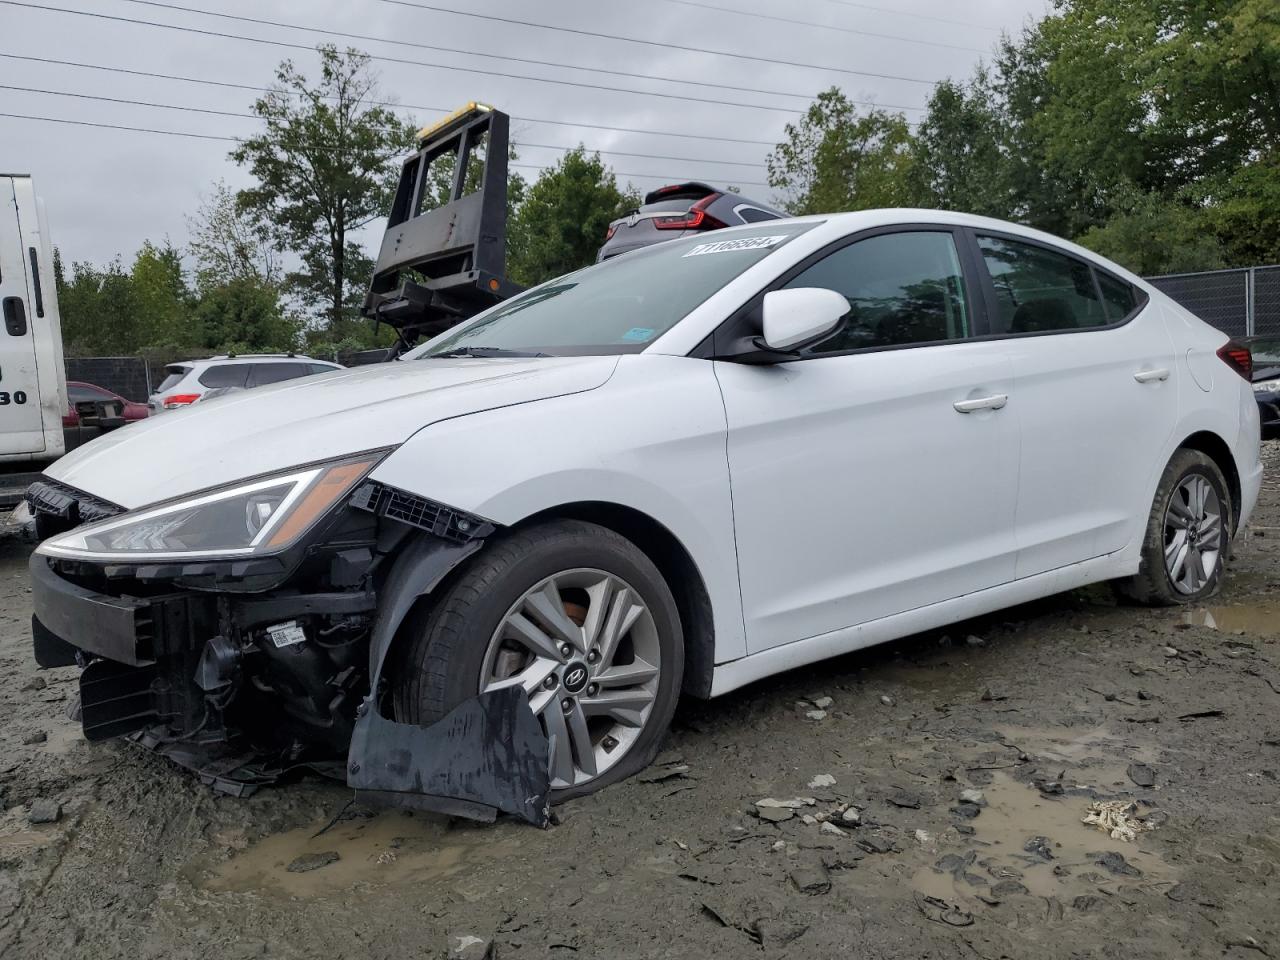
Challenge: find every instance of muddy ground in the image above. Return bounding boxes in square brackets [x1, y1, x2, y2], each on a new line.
[1, 449, 1279, 960]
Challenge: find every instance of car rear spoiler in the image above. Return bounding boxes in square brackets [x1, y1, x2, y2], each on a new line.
[361, 104, 523, 351]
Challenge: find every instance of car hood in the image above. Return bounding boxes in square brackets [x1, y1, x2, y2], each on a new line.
[47, 356, 620, 509]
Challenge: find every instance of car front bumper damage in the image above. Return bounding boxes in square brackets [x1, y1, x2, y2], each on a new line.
[26, 480, 551, 826]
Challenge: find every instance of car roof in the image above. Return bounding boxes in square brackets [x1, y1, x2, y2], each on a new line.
[185, 354, 332, 365]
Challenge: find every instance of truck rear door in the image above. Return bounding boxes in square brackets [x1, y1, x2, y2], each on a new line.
[0, 176, 48, 454]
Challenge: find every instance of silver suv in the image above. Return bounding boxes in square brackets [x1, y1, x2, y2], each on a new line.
[597, 182, 785, 262]
[148, 354, 343, 411]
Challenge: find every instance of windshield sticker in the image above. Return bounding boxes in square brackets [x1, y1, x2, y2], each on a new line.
[682, 234, 791, 257]
[620, 327, 655, 342]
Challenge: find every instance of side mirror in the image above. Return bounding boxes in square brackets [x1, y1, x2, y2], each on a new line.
[761, 287, 848, 351]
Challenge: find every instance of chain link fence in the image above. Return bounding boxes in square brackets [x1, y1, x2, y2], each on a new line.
[1146, 265, 1280, 338]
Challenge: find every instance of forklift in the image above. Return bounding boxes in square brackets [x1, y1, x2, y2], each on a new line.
[361, 103, 523, 356]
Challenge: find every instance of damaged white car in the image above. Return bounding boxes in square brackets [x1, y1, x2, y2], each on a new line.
[27, 211, 1261, 824]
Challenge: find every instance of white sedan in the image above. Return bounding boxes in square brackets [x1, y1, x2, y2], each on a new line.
[28, 210, 1262, 816]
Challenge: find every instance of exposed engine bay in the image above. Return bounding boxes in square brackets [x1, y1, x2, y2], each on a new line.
[25, 476, 551, 826]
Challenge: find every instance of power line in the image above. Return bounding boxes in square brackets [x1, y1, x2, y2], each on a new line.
[1, 1, 918, 116]
[0, 52, 791, 146]
[113, 0, 828, 105]
[372, 0, 942, 86]
[0, 110, 774, 187]
[0, 82, 772, 168]
[654, 0, 986, 53]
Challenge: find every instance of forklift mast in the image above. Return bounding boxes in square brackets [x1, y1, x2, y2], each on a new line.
[362, 104, 523, 353]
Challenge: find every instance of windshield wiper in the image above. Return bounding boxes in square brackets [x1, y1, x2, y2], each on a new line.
[430, 346, 552, 359]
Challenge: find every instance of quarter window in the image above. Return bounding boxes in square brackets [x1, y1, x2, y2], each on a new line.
[198, 364, 251, 388]
[1096, 270, 1140, 321]
[977, 236, 1107, 333]
[783, 231, 971, 353]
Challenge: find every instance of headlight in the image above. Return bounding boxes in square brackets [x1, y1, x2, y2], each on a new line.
[37, 454, 384, 561]
[1254, 379, 1280, 393]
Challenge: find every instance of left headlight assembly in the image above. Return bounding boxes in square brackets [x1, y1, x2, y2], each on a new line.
[37, 453, 386, 562]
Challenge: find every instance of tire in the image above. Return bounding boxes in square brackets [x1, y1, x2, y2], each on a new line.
[392, 519, 684, 802]
[1115, 448, 1232, 605]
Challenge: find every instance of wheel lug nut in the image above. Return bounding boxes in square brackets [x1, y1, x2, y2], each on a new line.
[559, 643, 572, 657]
[561, 698, 574, 712]
[587, 650, 599, 663]
[602, 736, 618, 750]
[587, 683, 598, 697]
[543, 675, 557, 689]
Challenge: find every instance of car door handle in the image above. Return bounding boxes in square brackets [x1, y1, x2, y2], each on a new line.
[1133, 368, 1170, 383]
[953, 394, 1008, 413]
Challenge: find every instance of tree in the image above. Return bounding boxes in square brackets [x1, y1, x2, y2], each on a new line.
[194, 276, 301, 353]
[505, 148, 636, 287]
[767, 88, 915, 215]
[130, 240, 195, 350]
[908, 73, 1012, 218]
[187, 179, 280, 287]
[1078, 190, 1226, 275]
[231, 45, 415, 341]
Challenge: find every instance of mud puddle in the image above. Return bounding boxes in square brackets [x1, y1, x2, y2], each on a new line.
[201, 810, 522, 898]
[911, 773, 1175, 905]
[993, 723, 1159, 789]
[1183, 601, 1280, 634]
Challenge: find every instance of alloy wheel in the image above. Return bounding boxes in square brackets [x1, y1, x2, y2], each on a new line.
[479, 568, 661, 788]
[1163, 474, 1223, 595]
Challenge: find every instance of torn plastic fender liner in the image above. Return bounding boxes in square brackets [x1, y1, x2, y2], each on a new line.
[346, 533, 552, 826]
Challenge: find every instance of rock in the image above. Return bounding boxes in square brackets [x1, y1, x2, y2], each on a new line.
[959, 788, 986, 806]
[789, 864, 831, 895]
[856, 836, 895, 854]
[286, 851, 340, 873]
[840, 808, 861, 825]
[804, 709, 828, 721]
[879, 695, 895, 706]
[953, 824, 976, 836]
[821, 849, 865, 871]
[913, 829, 933, 846]
[1024, 836, 1054, 860]
[990, 880, 1029, 897]
[19, 677, 46, 692]
[800, 814, 817, 826]
[807, 773, 836, 789]
[756, 806, 794, 823]
[950, 803, 981, 819]
[965, 634, 985, 647]
[1126, 762, 1157, 788]
[21, 731, 47, 745]
[770, 840, 786, 852]
[447, 933, 493, 960]
[1092, 851, 1142, 877]
[638, 764, 689, 783]
[756, 797, 815, 809]
[887, 790, 923, 809]
[1162, 646, 1180, 657]
[820, 821, 847, 838]
[753, 918, 809, 947]
[1073, 895, 1105, 912]
[810, 696, 834, 710]
[27, 799, 62, 824]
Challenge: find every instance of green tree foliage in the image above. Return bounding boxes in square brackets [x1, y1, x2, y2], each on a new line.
[505, 147, 637, 286]
[767, 89, 915, 215]
[193, 276, 301, 354]
[231, 45, 416, 342]
[1077, 190, 1226, 276]
[907, 73, 1011, 217]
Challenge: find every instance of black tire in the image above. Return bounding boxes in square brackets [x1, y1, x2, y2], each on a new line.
[392, 519, 684, 802]
[1115, 448, 1233, 605]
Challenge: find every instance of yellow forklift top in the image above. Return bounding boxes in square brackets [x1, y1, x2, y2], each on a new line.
[416, 102, 494, 144]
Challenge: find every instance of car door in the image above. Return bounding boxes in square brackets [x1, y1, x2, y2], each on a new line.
[0, 176, 47, 455]
[968, 231, 1178, 578]
[713, 227, 1021, 653]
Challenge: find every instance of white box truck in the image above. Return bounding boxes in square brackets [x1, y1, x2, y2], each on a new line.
[0, 174, 69, 510]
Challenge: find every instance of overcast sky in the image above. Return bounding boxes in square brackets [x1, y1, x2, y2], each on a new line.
[2, 0, 1047, 267]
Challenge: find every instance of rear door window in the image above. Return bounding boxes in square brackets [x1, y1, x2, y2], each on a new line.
[248, 362, 315, 386]
[977, 236, 1107, 333]
[198, 364, 251, 388]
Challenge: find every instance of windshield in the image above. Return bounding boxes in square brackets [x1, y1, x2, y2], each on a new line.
[410, 224, 816, 358]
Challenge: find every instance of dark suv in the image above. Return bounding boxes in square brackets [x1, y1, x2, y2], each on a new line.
[596, 182, 785, 261]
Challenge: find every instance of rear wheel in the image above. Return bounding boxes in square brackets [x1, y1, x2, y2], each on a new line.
[392, 520, 684, 801]
[1116, 449, 1232, 605]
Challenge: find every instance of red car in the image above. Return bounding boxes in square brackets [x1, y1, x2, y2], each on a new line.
[62, 381, 150, 428]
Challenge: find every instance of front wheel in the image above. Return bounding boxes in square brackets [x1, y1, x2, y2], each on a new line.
[1116, 448, 1232, 605]
[392, 520, 684, 801]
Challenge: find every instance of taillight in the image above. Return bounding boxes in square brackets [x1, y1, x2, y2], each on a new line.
[163, 393, 200, 409]
[652, 193, 726, 231]
[1216, 340, 1253, 380]
[604, 224, 617, 242]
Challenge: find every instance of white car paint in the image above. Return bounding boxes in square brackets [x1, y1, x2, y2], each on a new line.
[42, 210, 1263, 698]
